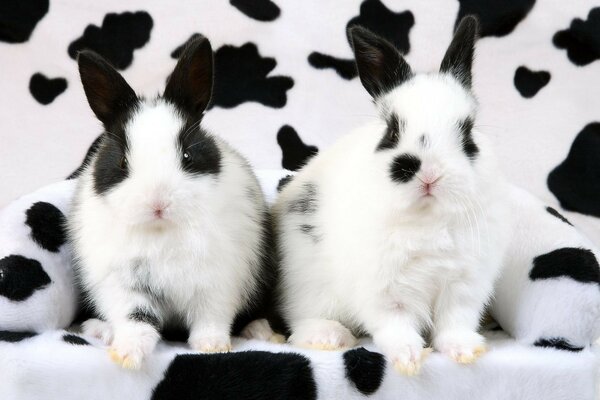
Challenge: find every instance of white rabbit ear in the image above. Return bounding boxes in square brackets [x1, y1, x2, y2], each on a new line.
[348, 26, 412, 98]
[164, 35, 213, 117]
[77, 51, 138, 126]
[440, 15, 479, 89]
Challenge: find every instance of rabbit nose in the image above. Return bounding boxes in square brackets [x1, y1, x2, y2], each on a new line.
[151, 201, 171, 219]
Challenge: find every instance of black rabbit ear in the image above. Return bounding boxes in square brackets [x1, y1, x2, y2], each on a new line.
[78, 51, 138, 126]
[348, 26, 412, 98]
[440, 15, 479, 89]
[164, 35, 213, 117]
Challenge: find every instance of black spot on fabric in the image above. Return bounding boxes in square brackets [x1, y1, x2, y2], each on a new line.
[343, 348, 385, 396]
[534, 337, 584, 352]
[129, 306, 161, 329]
[178, 122, 222, 176]
[546, 207, 573, 226]
[514, 66, 550, 98]
[277, 125, 318, 171]
[29, 73, 67, 105]
[548, 123, 600, 217]
[0, 0, 48, 43]
[457, 117, 478, 160]
[376, 113, 402, 151]
[288, 183, 317, 214]
[277, 175, 293, 192]
[530, 248, 600, 285]
[307, 52, 358, 80]
[68, 135, 103, 179]
[553, 8, 600, 66]
[230, 0, 280, 22]
[455, 0, 535, 38]
[390, 154, 421, 183]
[172, 35, 293, 109]
[0, 331, 37, 342]
[0, 255, 51, 301]
[151, 351, 317, 400]
[63, 334, 90, 346]
[25, 202, 67, 253]
[68, 11, 153, 70]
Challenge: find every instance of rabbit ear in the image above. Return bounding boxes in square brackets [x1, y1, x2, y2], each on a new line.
[348, 26, 412, 98]
[164, 35, 213, 117]
[440, 15, 479, 89]
[78, 51, 138, 126]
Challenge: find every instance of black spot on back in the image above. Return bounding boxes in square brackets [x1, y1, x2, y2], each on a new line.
[152, 352, 316, 400]
[376, 113, 402, 151]
[343, 347, 385, 395]
[288, 183, 317, 214]
[25, 202, 67, 252]
[0, 0, 48, 43]
[455, 0, 535, 38]
[277, 125, 318, 171]
[0, 255, 51, 301]
[546, 207, 573, 226]
[68, 11, 153, 70]
[63, 334, 90, 346]
[457, 118, 478, 161]
[129, 306, 161, 329]
[390, 154, 421, 183]
[68, 135, 103, 179]
[307, 52, 358, 80]
[177, 122, 221, 176]
[277, 175, 293, 192]
[0, 331, 37, 343]
[514, 66, 550, 98]
[553, 8, 600, 66]
[530, 247, 600, 285]
[230, 0, 280, 22]
[548, 122, 600, 217]
[29, 73, 67, 105]
[534, 337, 584, 352]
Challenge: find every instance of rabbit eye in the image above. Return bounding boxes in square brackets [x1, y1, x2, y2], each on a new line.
[120, 156, 127, 170]
[183, 152, 191, 161]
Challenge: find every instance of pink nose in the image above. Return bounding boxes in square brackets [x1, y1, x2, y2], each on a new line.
[151, 202, 170, 219]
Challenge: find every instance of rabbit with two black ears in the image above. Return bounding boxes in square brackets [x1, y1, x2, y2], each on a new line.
[68, 36, 278, 369]
[273, 17, 510, 375]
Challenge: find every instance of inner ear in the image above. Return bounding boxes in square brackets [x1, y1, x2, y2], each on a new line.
[348, 26, 412, 98]
[440, 15, 479, 88]
[164, 35, 213, 116]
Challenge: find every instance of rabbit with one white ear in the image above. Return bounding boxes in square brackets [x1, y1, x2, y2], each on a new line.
[273, 16, 510, 375]
[68, 36, 277, 369]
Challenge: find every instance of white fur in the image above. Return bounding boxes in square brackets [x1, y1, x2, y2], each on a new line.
[68, 100, 268, 366]
[273, 74, 511, 373]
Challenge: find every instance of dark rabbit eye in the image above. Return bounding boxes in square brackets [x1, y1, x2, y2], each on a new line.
[120, 156, 127, 170]
[183, 151, 191, 162]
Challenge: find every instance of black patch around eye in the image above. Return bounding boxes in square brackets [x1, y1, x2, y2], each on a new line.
[25, 202, 67, 253]
[534, 337, 584, 352]
[546, 206, 573, 226]
[230, 0, 281, 22]
[343, 347, 385, 395]
[63, 334, 90, 346]
[177, 123, 221, 176]
[0, 255, 51, 301]
[529, 247, 600, 285]
[129, 306, 160, 329]
[390, 154, 421, 183]
[68, 135, 103, 179]
[93, 133, 130, 196]
[457, 117, 479, 161]
[288, 183, 317, 214]
[0, 330, 37, 343]
[376, 113, 403, 151]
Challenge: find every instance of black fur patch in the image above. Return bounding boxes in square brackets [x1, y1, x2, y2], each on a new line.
[63, 334, 90, 346]
[530, 248, 600, 285]
[177, 122, 222, 176]
[68, 11, 153, 70]
[514, 66, 550, 98]
[548, 123, 600, 217]
[457, 117, 479, 160]
[455, 0, 535, 37]
[0, 331, 37, 342]
[151, 352, 317, 400]
[546, 207, 573, 226]
[230, 0, 280, 22]
[534, 337, 584, 352]
[376, 113, 402, 151]
[29, 73, 67, 105]
[129, 306, 161, 329]
[68, 135, 103, 179]
[307, 52, 357, 80]
[25, 202, 67, 253]
[277, 125, 318, 171]
[343, 347, 386, 395]
[0, 0, 48, 43]
[0, 255, 51, 301]
[277, 175, 293, 192]
[553, 8, 600, 66]
[288, 183, 317, 214]
[390, 154, 421, 183]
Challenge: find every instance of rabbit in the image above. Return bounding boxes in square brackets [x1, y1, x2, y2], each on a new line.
[272, 16, 511, 375]
[67, 35, 278, 369]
